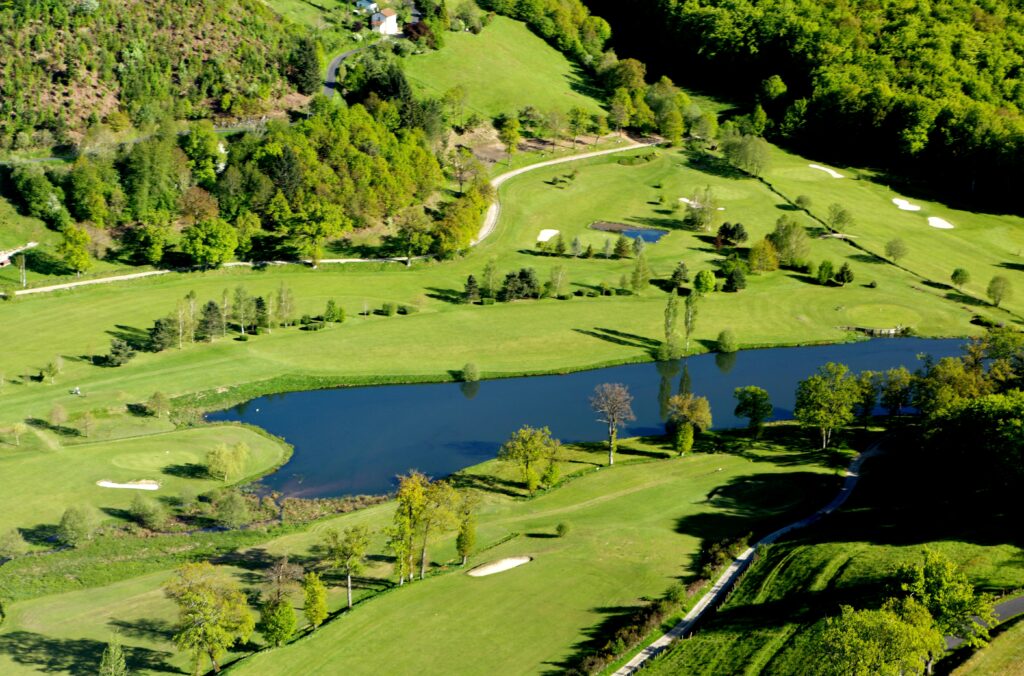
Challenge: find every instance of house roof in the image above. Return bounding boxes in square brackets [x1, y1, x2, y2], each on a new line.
[381, 8, 396, 16]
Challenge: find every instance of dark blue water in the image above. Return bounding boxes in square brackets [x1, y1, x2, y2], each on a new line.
[208, 338, 963, 498]
[591, 225, 669, 242]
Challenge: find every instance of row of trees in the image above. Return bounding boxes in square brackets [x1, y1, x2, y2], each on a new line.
[146, 285, 299, 354]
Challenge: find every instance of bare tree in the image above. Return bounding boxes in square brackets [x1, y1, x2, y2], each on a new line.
[262, 557, 304, 604]
[590, 383, 636, 466]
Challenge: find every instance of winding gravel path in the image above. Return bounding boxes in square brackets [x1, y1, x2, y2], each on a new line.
[9, 140, 652, 297]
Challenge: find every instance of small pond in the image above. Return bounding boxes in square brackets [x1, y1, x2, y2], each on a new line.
[589, 221, 669, 243]
[207, 338, 963, 498]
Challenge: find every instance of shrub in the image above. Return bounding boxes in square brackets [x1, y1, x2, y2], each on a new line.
[556, 522, 570, 538]
[398, 304, 418, 315]
[481, 297, 495, 306]
[586, 290, 599, 298]
[717, 329, 738, 353]
[615, 288, 631, 296]
[383, 302, 398, 316]
[461, 363, 479, 383]
[57, 506, 98, 547]
[868, 280, 878, 289]
[129, 494, 167, 530]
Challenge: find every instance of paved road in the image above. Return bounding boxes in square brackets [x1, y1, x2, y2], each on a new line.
[614, 444, 884, 675]
[9, 140, 653, 297]
[474, 139, 654, 244]
[946, 593, 1024, 649]
[323, 46, 369, 98]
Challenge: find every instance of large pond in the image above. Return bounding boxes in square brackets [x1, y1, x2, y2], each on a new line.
[208, 338, 963, 498]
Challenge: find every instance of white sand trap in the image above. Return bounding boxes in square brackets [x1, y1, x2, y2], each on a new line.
[467, 556, 532, 577]
[927, 217, 955, 230]
[808, 164, 844, 179]
[97, 480, 160, 491]
[678, 197, 692, 204]
[892, 198, 922, 211]
[716, 207, 726, 211]
[537, 229, 560, 242]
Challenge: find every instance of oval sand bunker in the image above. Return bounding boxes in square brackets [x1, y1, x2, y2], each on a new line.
[467, 556, 532, 577]
[927, 217, 955, 229]
[97, 479, 160, 490]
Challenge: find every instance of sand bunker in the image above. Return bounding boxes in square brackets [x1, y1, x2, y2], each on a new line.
[467, 556, 532, 577]
[808, 164, 844, 179]
[678, 197, 692, 204]
[927, 217, 955, 230]
[97, 480, 160, 491]
[537, 229, 560, 242]
[892, 198, 922, 211]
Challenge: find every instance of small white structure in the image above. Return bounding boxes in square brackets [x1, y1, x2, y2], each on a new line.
[371, 8, 400, 35]
[355, 0, 379, 12]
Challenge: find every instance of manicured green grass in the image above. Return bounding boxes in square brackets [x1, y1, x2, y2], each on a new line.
[0, 147, 981, 431]
[0, 432, 843, 675]
[0, 424, 288, 531]
[762, 146, 1024, 319]
[404, 16, 604, 118]
[954, 617, 1024, 675]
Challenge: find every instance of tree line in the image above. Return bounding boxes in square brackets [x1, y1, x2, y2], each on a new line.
[589, 0, 1024, 212]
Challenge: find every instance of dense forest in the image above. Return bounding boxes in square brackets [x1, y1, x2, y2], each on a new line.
[0, 0, 307, 149]
[588, 0, 1024, 211]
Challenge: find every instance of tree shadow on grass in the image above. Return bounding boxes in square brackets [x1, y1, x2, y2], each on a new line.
[107, 618, 175, 643]
[447, 472, 524, 499]
[541, 604, 649, 674]
[25, 249, 70, 277]
[19, 524, 59, 547]
[998, 261, 1024, 273]
[0, 631, 176, 674]
[105, 325, 151, 351]
[26, 418, 80, 438]
[945, 290, 988, 308]
[849, 253, 885, 265]
[424, 287, 464, 304]
[573, 328, 660, 354]
[162, 463, 209, 480]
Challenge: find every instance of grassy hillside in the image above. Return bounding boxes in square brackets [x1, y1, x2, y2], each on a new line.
[644, 444, 1024, 674]
[0, 0, 301, 148]
[404, 16, 604, 118]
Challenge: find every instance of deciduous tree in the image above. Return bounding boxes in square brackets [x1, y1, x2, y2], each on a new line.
[323, 525, 370, 609]
[590, 384, 636, 465]
[794, 362, 860, 449]
[734, 386, 772, 436]
[302, 572, 328, 630]
[164, 562, 255, 674]
[667, 393, 712, 454]
[499, 425, 561, 490]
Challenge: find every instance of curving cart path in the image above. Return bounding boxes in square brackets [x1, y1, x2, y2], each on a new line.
[613, 443, 884, 675]
[8, 140, 653, 297]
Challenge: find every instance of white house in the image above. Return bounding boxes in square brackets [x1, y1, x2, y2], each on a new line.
[371, 8, 400, 35]
[355, 0, 378, 12]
